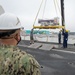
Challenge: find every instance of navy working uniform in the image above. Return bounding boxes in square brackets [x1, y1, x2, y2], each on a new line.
[0, 45, 41, 75]
[63, 30, 68, 48]
[0, 13, 41, 75]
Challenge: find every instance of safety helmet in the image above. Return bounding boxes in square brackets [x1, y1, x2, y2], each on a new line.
[65, 30, 68, 32]
[0, 13, 22, 30]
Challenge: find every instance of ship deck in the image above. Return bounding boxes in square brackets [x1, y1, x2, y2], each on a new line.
[18, 40, 75, 75]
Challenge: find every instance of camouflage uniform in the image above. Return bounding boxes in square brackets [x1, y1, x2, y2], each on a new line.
[0, 45, 41, 75]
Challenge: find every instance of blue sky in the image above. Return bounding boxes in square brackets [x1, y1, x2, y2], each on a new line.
[0, 0, 75, 32]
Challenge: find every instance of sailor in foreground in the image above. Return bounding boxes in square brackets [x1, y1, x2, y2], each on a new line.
[0, 13, 41, 75]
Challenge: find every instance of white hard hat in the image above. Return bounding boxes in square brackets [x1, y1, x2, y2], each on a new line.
[0, 13, 22, 30]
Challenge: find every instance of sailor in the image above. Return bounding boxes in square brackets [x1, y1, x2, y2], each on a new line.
[63, 29, 68, 48]
[58, 30, 61, 44]
[30, 28, 34, 44]
[0, 13, 41, 75]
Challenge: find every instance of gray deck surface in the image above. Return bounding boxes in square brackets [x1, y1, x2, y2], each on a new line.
[18, 40, 75, 75]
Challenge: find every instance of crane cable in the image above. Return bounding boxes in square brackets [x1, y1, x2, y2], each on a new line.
[33, 0, 61, 26]
[54, 0, 61, 15]
[53, 0, 63, 23]
[55, 0, 61, 15]
[33, 0, 63, 26]
[33, 0, 43, 27]
[53, 0, 58, 16]
[32, 0, 43, 42]
[56, 0, 63, 21]
[42, 0, 47, 19]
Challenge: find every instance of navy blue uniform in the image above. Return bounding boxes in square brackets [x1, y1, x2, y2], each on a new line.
[63, 32, 68, 48]
[58, 32, 61, 44]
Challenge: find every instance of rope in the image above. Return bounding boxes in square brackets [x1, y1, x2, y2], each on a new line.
[55, 0, 63, 21]
[53, 0, 58, 16]
[42, 0, 47, 19]
[33, 0, 43, 27]
[33, 0, 64, 27]
[53, 0, 64, 24]
[56, 0, 61, 15]
[53, 0, 65, 28]
[53, 0, 62, 17]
